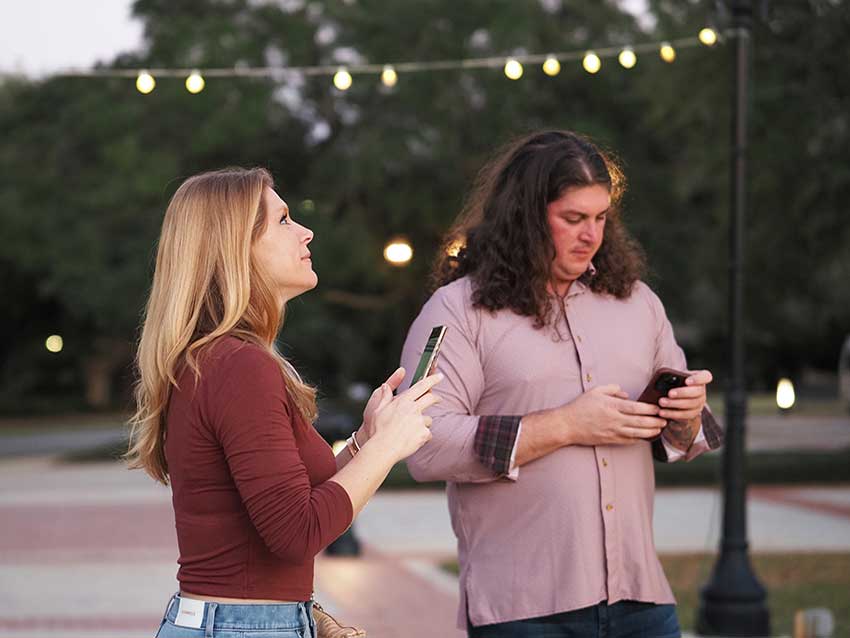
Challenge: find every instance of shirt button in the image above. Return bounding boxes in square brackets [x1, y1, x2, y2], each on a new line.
[577, 335, 583, 343]
[606, 504, 614, 511]
[602, 458, 608, 467]
[586, 373, 592, 383]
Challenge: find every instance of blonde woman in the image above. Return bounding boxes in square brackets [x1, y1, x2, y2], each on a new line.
[127, 167, 440, 638]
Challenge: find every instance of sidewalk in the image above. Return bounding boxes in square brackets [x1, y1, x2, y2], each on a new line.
[1, 456, 849, 637]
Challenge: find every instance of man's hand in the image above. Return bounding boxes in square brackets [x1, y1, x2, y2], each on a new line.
[560, 385, 669, 447]
[657, 369, 713, 451]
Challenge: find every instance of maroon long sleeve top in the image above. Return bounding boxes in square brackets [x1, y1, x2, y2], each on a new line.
[164, 336, 353, 601]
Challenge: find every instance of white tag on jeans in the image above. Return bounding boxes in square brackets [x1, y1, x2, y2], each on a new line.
[175, 597, 205, 629]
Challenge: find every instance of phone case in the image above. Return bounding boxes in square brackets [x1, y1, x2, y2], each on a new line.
[638, 367, 689, 406]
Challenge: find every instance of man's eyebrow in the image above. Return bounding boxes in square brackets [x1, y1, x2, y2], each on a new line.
[560, 208, 610, 217]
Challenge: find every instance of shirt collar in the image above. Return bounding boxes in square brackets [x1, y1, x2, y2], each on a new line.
[567, 261, 596, 299]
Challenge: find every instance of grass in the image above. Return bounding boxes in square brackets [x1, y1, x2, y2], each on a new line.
[442, 554, 850, 637]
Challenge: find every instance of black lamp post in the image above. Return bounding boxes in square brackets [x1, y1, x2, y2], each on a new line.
[696, 1, 771, 635]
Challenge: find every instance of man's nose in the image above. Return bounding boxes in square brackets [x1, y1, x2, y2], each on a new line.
[579, 221, 597, 243]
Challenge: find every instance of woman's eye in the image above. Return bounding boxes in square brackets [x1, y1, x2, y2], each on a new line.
[280, 215, 290, 225]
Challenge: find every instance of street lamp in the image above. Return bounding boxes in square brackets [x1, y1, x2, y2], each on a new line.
[696, 2, 771, 635]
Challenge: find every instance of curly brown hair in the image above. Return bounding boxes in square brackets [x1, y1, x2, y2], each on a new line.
[431, 130, 647, 329]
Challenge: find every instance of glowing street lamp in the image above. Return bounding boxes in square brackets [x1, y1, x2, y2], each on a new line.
[776, 378, 795, 412]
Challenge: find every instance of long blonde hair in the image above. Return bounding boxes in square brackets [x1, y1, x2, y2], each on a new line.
[126, 167, 317, 485]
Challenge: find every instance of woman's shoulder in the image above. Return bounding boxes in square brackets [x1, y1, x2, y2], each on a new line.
[196, 335, 281, 385]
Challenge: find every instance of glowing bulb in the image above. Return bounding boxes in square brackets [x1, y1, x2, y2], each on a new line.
[381, 65, 397, 87]
[185, 70, 205, 94]
[383, 239, 413, 265]
[445, 238, 465, 258]
[618, 48, 637, 69]
[699, 27, 718, 46]
[776, 378, 796, 410]
[542, 56, 561, 77]
[504, 58, 523, 80]
[45, 335, 63, 353]
[582, 52, 601, 74]
[333, 68, 352, 91]
[660, 43, 677, 63]
[136, 70, 155, 94]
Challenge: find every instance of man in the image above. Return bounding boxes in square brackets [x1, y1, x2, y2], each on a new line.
[400, 130, 723, 637]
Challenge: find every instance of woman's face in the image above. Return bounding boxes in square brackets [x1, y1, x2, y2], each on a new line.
[253, 186, 317, 304]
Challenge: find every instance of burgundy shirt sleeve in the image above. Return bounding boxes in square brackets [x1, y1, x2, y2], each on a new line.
[205, 345, 353, 563]
[474, 415, 522, 475]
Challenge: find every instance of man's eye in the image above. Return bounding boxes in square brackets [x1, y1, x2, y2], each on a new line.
[597, 215, 607, 222]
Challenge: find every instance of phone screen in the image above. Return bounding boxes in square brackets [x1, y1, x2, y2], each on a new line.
[409, 325, 447, 386]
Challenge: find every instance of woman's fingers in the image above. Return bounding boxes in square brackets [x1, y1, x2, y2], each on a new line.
[384, 367, 406, 391]
[412, 391, 442, 413]
[404, 372, 444, 400]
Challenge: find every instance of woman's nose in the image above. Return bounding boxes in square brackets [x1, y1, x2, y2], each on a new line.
[301, 225, 314, 244]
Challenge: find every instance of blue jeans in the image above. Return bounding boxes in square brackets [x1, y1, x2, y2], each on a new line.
[468, 600, 681, 638]
[155, 593, 316, 638]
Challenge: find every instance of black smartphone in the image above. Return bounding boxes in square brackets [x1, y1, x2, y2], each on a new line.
[638, 367, 689, 405]
[409, 325, 447, 386]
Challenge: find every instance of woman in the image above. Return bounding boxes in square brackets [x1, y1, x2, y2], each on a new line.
[126, 167, 440, 637]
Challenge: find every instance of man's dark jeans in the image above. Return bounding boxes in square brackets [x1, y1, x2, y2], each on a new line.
[468, 601, 680, 638]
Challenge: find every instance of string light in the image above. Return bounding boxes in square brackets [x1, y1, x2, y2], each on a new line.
[660, 42, 677, 63]
[136, 70, 155, 94]
[22, 35, 712, 92]
[542, 56, 561, 76]
[45, 335, 64, 353]
[185, 70, 205, 93]
[333, 68, 352, 90]
[381, 65, 397, 87]
[504, 58, 523, 80]
[582, 52, 601, 74]
[618, 48, 637, 69]
[699, 28, 718, 46]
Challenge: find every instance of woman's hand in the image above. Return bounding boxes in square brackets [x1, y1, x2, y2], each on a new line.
[369, 372, 443, 462]
[359, 367, 407, 443]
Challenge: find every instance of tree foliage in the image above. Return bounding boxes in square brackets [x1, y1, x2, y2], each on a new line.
[0, 0, 846, 411]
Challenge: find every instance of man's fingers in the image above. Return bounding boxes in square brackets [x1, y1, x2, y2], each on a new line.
[685, 370, 713, 386]
[626, 415, 668, 430]
[617, 398, 662, 416]
[665, 386, 704, 400]
[597, 384, 623, 396]
[659, 396, 702, 410]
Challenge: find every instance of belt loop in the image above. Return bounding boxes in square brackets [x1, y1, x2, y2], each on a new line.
[204, 602, 218, 638]
[165, 593, 178, 619]
[300, 601, 315, 638]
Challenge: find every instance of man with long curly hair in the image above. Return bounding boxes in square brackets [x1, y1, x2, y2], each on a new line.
[400, 130, 723, 638]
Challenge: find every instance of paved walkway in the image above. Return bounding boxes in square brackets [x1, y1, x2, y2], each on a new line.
[1, 456, 849, 637]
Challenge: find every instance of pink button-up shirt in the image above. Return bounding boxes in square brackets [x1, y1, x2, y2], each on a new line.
[400, 275, 721, 628]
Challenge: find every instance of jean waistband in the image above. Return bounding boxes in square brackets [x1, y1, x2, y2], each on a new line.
[165, 593, 313, 631]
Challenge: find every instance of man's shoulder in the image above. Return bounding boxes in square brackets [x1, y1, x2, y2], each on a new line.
[428, 276, 475, 309]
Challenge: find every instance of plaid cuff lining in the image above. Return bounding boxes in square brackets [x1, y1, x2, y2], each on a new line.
[474, 415, 522, 476]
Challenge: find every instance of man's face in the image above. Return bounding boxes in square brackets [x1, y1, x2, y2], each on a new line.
[545, 184, 610, 293]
